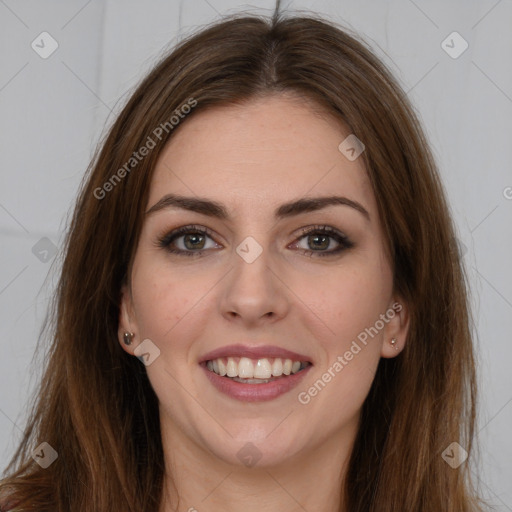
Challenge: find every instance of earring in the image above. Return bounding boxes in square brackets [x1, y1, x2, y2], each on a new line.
[390, 337, 398, 350]
[123, 332, 134, 346]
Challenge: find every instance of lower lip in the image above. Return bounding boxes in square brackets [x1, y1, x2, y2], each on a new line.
[200, 363, 312, 402]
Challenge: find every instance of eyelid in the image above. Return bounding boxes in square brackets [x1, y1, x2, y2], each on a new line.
[155, 224, 220, 251]
[295, 224, 348, 239]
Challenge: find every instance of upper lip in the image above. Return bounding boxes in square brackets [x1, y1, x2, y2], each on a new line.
[199, 344, 313, 364]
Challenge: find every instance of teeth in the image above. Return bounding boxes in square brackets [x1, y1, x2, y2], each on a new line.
[231, 376, 275, 384]
[206, 356, 309, 379]
[226, 358, 237, 377]
[239, 357, 254, 378]
[272, 358, 283, 376]
[217, 358, 227, 376]
[254, 358, 272, 379]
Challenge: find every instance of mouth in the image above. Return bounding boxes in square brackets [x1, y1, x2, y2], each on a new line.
[201, 356, 312, 384]
[199, 348, 314, 402]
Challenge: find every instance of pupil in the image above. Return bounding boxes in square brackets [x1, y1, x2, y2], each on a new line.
[309, 234, 328, 250]
[185, 233, 205, 250]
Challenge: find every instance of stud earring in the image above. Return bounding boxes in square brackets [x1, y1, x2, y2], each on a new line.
[390, 337, 398, 350]
[123, 332, 134, 346]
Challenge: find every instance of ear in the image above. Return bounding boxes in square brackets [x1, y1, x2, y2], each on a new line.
[118, 282, 138, 355]
[380, 296, 410, 358]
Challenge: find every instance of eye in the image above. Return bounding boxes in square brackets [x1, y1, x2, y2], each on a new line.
[290, 225, 353, 257]
[156, 225, 221, 257]
[156, 224, 353, 258]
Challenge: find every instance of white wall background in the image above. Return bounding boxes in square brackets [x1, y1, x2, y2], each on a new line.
[0, 0, 511, 508]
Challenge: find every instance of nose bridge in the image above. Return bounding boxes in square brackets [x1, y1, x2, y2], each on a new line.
[219, 234, 288, 323]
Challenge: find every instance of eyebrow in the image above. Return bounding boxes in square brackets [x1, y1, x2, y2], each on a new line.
[146, 193, 370, 222]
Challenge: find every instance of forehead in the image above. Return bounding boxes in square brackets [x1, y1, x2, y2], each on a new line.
[148, 94, 376, 219]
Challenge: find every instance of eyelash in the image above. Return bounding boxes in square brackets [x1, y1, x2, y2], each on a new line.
[156, 224, 354, 258]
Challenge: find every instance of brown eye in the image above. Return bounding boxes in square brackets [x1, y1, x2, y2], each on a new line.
[182, 232, 207, 250]
[306, 233, 331, 251]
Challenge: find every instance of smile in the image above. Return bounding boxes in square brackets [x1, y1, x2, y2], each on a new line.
[200, 357, 313, 402]
[206, 356, 311, 382]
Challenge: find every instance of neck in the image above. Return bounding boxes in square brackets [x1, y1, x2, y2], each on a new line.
[157, 417, 356, 512]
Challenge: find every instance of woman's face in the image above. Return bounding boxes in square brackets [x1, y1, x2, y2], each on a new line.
[119, 94, 409, 469]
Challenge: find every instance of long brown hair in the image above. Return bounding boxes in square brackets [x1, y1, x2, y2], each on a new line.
[0, 10, 484, 512]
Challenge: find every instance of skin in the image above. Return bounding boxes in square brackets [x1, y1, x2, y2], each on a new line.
[119, 93, 410, 512]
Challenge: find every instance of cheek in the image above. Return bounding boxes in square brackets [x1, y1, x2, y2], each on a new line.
[130, 257, 200, 347]
[295, 267, 387, 421]
[297, 260, 391, 349]
[312, 261, 391, 402]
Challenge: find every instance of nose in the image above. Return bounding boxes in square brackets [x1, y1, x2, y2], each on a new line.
[218, 241, 290, 327]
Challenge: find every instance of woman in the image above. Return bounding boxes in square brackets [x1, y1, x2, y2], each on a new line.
[0, 9, 485, 512]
